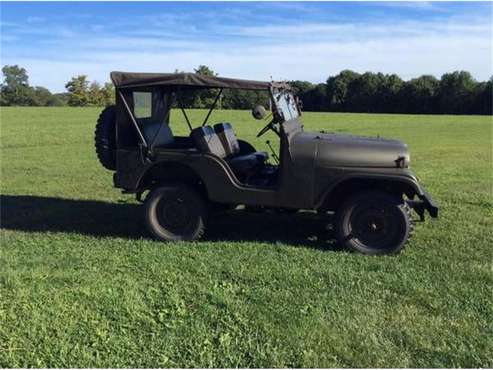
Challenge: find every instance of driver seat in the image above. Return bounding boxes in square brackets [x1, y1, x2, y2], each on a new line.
[213, 122, 268, 176]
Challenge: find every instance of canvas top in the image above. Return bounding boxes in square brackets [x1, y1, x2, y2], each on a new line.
[110, 71, 280, 90]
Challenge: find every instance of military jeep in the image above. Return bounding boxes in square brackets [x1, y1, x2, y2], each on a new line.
[95, 71, 438, 255]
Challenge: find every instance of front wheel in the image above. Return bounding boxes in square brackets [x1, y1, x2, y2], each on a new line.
[145, 185, 207, 241]
[335, 191, 412, 255]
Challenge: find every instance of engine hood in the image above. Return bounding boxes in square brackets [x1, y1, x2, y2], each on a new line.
[291, 131, 410, 168]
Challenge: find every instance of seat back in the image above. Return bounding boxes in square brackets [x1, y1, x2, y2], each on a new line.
[190, 126, 227, 158]
[214, 122, 240, 158]
[143, 122, 174, 148]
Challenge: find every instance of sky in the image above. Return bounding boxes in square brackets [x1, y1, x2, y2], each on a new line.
[1, 1, 492, 93]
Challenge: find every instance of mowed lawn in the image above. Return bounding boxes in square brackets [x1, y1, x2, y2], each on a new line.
[1, 107, 492, 367]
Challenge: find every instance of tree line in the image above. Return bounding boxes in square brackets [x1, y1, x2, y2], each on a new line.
[0, 65, 114, 107]
[1, 64, 491, 115]
[293, 70, 492, 115]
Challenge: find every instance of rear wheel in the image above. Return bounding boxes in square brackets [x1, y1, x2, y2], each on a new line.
[335, 191, 411, 255]
[145, 185, 207, 241]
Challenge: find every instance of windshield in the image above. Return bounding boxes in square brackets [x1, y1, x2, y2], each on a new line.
[273, 89, 300, 122]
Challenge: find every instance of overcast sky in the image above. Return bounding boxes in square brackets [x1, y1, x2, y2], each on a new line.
[1, 1, 492, 92]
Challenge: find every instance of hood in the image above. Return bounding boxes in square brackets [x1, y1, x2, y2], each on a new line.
[291, 131, 410, 168]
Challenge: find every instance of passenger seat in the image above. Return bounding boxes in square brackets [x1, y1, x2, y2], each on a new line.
[190, 124, 265, 179]
[214, 123, 268, 163]
[190, 126, 227, 158]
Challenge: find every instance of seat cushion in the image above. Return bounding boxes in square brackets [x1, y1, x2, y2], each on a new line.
[227, 153, 262, 174]
[190, 126, 226, 158]
[214, 122, 240, 157]
[253, 151, 269, 162]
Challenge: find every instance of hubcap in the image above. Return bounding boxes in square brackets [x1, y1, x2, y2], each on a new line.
[350, 204, 400, 250]
[157, 196, 193, 233]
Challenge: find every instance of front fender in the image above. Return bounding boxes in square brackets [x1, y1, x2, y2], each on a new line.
[316, 172, 423, 205]
[315, 170, 438, 218]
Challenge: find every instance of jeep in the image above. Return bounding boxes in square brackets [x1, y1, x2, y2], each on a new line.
[95, 71, 438, 254]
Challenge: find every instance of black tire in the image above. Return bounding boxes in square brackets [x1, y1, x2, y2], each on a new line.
[145, 185, 207, 241]
[335, 191, 411, 255]
[95, 105, 116, 170]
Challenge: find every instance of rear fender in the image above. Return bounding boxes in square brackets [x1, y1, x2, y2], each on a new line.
[136, 161, 206, 196]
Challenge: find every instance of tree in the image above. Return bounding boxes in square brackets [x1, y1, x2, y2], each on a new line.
[193, 65, 218, 108]
[438, 71, 478, 114]
[398, 75, 439, 114]
[375, 74, 404, 113]
[222, 89, 269, 110]
[326, 70, 360, 111]
[32, 86, 54, 106]
[65, 75, 90, 106]
[0, 65, 34, 106]
[345, 72, 385, 113]
[301, 83, 329, 111]
[53, 93, 70, 106]
[472, 78, 492, 115]
[289, 80, 314, 96]
[194, 65, 216, 77]
[100, 82, 115, 106]
[87, 81, 103, 106]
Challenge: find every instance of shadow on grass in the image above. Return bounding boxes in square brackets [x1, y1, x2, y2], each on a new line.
[0, 194, 340, 251]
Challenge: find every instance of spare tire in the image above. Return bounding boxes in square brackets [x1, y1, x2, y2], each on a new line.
[95, 105, 116, 170]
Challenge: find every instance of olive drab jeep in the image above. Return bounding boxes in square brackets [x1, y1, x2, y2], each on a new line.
[95, 71, 438, 255]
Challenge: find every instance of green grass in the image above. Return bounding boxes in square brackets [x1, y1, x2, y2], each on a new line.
[1, 107, 492, 367]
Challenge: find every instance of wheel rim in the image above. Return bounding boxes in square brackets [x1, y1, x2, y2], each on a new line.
[156, 196, 194, 235]
[349, 203, 402, 250]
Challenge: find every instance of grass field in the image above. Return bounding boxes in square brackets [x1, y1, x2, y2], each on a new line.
[1, 107, 492, 367]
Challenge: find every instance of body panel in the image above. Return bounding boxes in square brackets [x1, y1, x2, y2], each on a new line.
[292, 131, 410, 168]
[115, 148, 312, 209]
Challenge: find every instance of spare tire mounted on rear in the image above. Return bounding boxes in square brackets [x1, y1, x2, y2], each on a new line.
[94, 105, 117, 170]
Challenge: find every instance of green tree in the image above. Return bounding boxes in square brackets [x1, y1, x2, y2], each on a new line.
[326, 70, 360, 111]
[375, 74, 404, 113]
[438, 71, 478, 114]
[194, 65, 216, 77]
[222, 89, 269, 110]
[194, 65, 218, 108]
[53, 93, 70, 106]
[65, 75, 90, 106]
[472, 78, 492, 115]
[398, 75, 439, 114]
[88, 81, 103, 106]
[289, 80, 314, 95]
[31, 86, 54, 106]
[301, 83, 329, 111]
[100, 82, 115, 106]
[345, 72, 385, 113]
[0, 65, 34, 106]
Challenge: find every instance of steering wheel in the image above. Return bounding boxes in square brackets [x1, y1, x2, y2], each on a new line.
[256, 120, 279, 138]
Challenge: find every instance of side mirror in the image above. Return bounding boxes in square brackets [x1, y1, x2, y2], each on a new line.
[252, 105, 267, 120]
